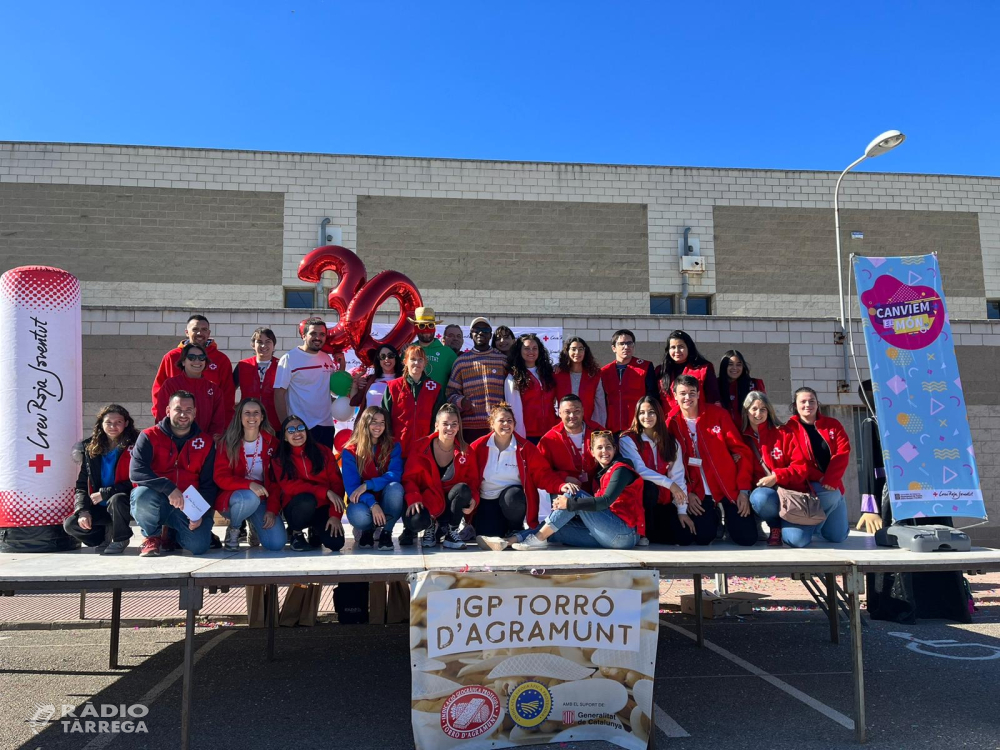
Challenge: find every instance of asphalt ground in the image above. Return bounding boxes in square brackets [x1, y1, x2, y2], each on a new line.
[2, 606, 1000, 750]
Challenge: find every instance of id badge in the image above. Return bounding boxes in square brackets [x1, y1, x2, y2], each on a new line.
[688, 457, 703, 467]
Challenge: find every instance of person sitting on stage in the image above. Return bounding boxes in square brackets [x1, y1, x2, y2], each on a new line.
[666, 375, 757, 546]
[153, 342, 227, 439]
[783, 387, 851, 547]
[129, 391, 216, 557]
[504, 333, 559, 444]
[718, 349, 766, 427]
[600, 329, 657, 434]
[271, 415, 346, 552]
[213, 397, 286, 552]
[537, 394, 601, 494]
[402, 404, 480, 549]
[742, 391, 809, 547]
[233, 327, 281, 432]
[618, 396, 690, 546]
[503, 430, 642, 550]
[554, 336, 607, 427]
[342, 406, 405, 550]
[657, 330, 722, 411]
[63, 405, 139, 555]
[350, 344, 403, 410]
[471, 402, 576, 547]
[382, 344, 446, 459]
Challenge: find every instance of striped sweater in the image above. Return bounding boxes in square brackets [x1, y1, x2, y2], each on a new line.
[446, 348, 508, 431]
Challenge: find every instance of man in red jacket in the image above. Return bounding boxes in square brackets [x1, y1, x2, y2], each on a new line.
[152, 315, 235, 426]
[538, 395, 600, 495]
[599, 329, 657, 433]
[666, 375, 757, 546]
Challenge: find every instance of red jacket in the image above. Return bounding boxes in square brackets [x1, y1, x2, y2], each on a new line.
[153, 340, 235, 425]
[724, 378, 766, 427]
[402, 435, 481, 518]
[472, 435, 566, 527]
[658, 362, 722, 411]
[554, 368, 602, 426]
[153, 374, 227, 437]
[600, 357, 653, 433]
[270, 444, 345, 517]
[142, 425, 214, 494]
[595, 461, 644, 532]
[517, 371, 559, 438]
[741, 422, 809, 492]
[620, 431, 678, 506]
[785, 415, 852, 493]
[667, 403, 753, 502]
[386, 376, 441, 458]
[537, 421, 602, 493]
[213, 431, 280, 512]
[235, 357, 281, 432]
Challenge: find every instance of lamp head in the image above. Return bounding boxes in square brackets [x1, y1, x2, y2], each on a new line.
[864, 130, 906, 158]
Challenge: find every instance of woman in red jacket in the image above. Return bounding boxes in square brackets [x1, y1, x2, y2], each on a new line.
[554, 337, 607, 427]
[402, 404, 480, 549]
[719, 349, 766, 427]
[783, 387, 851, 547]
[471, 402, 577, 545]
[666, 374, 757, 546]
[504, 333, 558, 443]
[657, 330, 722, 410]
[500, 430, 642, 550]
[233, 327, 281, 432]
[271, 414, 346, 552]
[382, 344, 446, 459]
[153, 342, 227, 438]
[742, 391, 809, 546]
[214, 397, 285, 552]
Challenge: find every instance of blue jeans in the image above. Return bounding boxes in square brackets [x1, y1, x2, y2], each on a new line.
[522, 493, 637, 549]
[750, 483, 848, 548]
[345, 482, 405, 533]
[130, 486, 212, 555]
[222, 489, 286, 552]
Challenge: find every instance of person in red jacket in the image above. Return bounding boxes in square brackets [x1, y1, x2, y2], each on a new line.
[271, 414, 346, 552]
[501, 430, 642, 550]
[152, 314, 235, 426]
[742, 391, 809, 546]
[718, 349, 766, 427]
[537, 395, 601, 494]
[782, 387, 851, 547]
[657, 330, 722, 410]
[504, 333, 559, 443]
[599, 329, 657, 434]
[63, 404, 139, 554]
[382, 344, 446, 459]
[213, 397, 286, 552]
[233, 327, 281, 432]
[666, 374, 757, 546]
[470, 402, 577, 546]
[554, 337, 607, 427]
[153, 342, 227, 438]
[402, 404, 480, 549]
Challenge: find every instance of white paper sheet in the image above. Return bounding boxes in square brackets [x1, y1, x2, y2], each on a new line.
[181, 486, 210, 521]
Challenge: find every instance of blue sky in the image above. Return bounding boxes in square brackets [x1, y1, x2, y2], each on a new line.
[2, 2, 997, 175]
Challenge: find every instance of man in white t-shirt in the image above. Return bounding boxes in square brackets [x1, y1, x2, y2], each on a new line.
[274, 316, 337, 448]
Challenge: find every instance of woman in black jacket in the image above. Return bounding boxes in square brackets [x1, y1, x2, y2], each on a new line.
[62, 405, 140, 554]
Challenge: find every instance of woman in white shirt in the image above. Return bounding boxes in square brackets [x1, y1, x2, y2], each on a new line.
[504, 334, 559, 444]
[618, 396, 692, 546]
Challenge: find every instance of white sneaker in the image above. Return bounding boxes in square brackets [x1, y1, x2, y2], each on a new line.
[511, 534, 549, 551]
[441, 527, 465, 549]
[224, 526, 241, 550]
[421, 520, 438, 547]
[638, 536, 650, 547]
[475, 535, 510, 552]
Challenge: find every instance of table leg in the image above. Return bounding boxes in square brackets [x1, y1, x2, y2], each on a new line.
[692, 575, 704, 648]
[267, 584, 278, 661]
[79, 590, 86, 620]
[109, 588, 122, 669]
[180, 583, 203, 750]
[846, 570, 866, 743]
[825, 574, 840, 644]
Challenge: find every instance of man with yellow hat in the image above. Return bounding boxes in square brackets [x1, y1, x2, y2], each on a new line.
[409, 307, 457, 388]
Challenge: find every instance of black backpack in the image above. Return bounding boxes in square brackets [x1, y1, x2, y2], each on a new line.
[333, 582, 370, 624]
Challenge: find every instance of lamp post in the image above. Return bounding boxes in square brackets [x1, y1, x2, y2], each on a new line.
[833, 130, 906, 389]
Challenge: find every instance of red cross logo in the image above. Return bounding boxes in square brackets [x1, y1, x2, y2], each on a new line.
[28, 454, 51, 473]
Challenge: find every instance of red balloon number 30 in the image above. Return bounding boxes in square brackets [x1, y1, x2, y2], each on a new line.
[297, 245, 424, 367]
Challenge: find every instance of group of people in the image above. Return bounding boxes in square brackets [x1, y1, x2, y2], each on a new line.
[62, 308, 853, 557]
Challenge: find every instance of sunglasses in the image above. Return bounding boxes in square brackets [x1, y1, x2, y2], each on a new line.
[471, 327, 492, 334]
[414, 323, 436, 331]
[285, 425, 308, 434]
[186, 353, 208, 361]
[593, 430, 614, 439]
[378, 352, 397, 360]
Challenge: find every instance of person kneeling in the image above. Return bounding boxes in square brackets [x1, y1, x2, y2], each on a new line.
[130, 392, 216, 557]
[272, 415, 346, 552]
[342, 407, 405, 550]
[503, 431, 642, 550]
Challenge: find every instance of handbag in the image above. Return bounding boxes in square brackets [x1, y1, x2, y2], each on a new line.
[750, 438, 826, 527]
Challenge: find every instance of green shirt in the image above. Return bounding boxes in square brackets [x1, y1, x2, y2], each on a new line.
[420, 338, 457, 388]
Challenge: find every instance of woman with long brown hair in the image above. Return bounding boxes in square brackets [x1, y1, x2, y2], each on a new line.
[504, 333, 559, 443]
[554, 336, 607, 427]
[343, 406, 405, 549]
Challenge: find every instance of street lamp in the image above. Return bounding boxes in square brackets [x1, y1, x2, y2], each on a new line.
[833, 130, 906, 390]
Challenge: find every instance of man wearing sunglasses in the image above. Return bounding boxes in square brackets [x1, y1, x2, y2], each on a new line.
[446, 317, 508, 443]
[409, 307, 456, 388]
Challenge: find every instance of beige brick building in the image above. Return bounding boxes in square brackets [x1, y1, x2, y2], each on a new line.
[2, 141, 999, 543]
